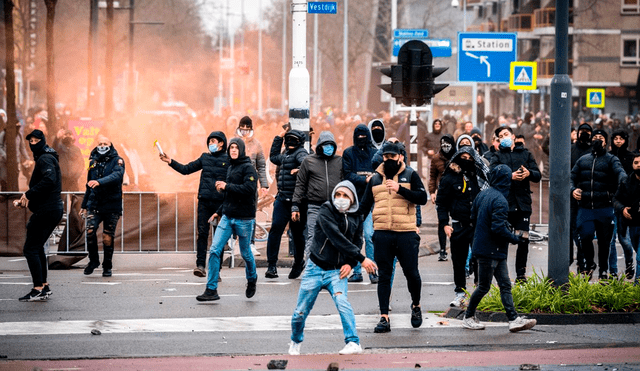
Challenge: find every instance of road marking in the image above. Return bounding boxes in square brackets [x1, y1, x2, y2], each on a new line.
[81, 282, 121, 286]
[0, 314, 503, 336]
[258, 282, 291, 286]
[424, 282, 454, 285]
[161, 294, 240, 298]
[7, 258, 26, 262]
[0, 275, 30, 279]
[0, 282, 31, 285]
[123, 279, 170, 282]
[168, 282, 206, 286]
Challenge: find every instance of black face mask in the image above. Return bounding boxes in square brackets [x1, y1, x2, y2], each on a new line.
[29, 140, 46, 154]
[454, 157, 476, 174]
[371, 129, 384, 143]
[355, 136, 368, 148]
[514, 142, 524, 148]
[634, 168, 640, 177]
[384, 159, 401, 179]
[284, 136, 300, 148]
[592, 139, 606, 156]
[579, 132, 591, 144]
[473, 138, 482, 148]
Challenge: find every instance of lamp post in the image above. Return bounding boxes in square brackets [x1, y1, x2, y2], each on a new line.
[451, 0, 466, 32]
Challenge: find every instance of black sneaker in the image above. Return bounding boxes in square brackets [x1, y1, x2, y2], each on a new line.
[411, 305, 423, 328]
[369, 273, 379, 284]
[19, 288, 47, 302]
[196, 288, 220, 301]
[102, 268, 112, 277]
[374, 316, 391, 333]
[599, 272, 608, 280]
[265, 266, 279, 279]
[348, 274, 363, 283]
[626, 263, 635, 280]
[246, 280, 257, 298]
[193, 266, 206, 277]
[84, 262, 100, 275]
[438, 253, 448, 262]
[42, 284, 52, 298]
[515, 275, 527, 284]
[288, 262, 305, 279]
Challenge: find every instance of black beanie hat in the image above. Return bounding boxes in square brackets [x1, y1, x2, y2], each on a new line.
[26, 129, 46, 141]
[592, 129, 608, 144]
[239, 116, 252, 129]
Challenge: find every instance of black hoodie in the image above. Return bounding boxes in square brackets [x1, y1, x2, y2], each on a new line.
[269, 130, 308, 201]
[81, 145, 125, 213]
[169, 131, 230, 202]
[609, 130, 634, 175]
[218, 138, 258, 219]
[571, 123, 593, 167]
[25, 143, 62, 213]
[342, 124, 376, 200]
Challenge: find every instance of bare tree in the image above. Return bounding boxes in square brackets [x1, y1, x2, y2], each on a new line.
[44, 0, 57, 132]
[3, 0, 19, 191]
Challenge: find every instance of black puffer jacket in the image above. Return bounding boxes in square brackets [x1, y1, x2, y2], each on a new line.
[571, 123, 593, 167]
[169, 131, 229, 202]
[342, 124, 376, 201]
[489, 144, 541, 213]
[81, 145, 125, 213]
[436, 150, 481, 226]
[571, 151, 626, 210]
[25, 145, 62, 213]
[613, 172, 640, 226]
[269, 130, 308, 201]
[219, 138, 258, 219]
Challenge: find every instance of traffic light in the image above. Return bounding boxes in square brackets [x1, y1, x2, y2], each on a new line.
[378, 64, 403, 102]
[397, 40, 449, 106]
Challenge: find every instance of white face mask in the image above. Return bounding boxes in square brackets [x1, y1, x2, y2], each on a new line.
[96, 146, 110, 155]
[334, 198, 351, 213]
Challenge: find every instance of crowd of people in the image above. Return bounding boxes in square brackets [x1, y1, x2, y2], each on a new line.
[4, 102, 640, 355]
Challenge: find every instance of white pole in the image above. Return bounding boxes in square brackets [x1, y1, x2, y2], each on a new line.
[463, 0, 467, 31]
[218, 23, 223, 115]
[342, 0, 348, 113]
[230, 29, 235, 112]
[390, 0, 397, 116]
[258, 0, 263, 115]
[313, 13, 318, 115]
[281, 0, 287, 112]
[289, 1, 310, 149]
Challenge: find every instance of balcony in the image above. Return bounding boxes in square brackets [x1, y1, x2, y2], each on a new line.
[508, 14, 533, 32]
[466, 21, 498, 32]
[534, 7, 574, 28]
[538, 59, 574, 78]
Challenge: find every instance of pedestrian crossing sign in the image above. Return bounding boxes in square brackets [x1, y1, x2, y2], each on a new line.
[586, 88, 605, 108]
[509, 61, 537, 90]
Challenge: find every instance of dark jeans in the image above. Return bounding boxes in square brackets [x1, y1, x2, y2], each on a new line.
[508, 210, 531, 277]
[197, 199, 222, 268]
[450, 222, 473, 293]
[465, 257, 518, 321]
[577, 207, 614, 274]
[266, 197, 306, 267]
[373, 230, 422, 315]
[86, 211, 121, 270]
[437, 223, 447, 254]
[23, 208, 63, 287]
[570, 200, 584, 269]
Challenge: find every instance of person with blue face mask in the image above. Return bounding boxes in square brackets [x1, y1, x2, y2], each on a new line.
[489, 126, 541, 283]
[160, 132, 229, 277]
[292, 131, 343, 262]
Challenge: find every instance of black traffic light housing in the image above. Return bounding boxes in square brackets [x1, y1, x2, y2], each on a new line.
[379, 40, 449, 106]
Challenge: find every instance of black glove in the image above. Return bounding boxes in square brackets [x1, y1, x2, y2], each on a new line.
[516, 231, 529, 244]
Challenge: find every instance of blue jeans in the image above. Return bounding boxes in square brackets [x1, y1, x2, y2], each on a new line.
[206, 216, 257, 290]
[609, 212, 634, 274]
[629, 226, 640, 284]
[465, 257, 518, 322]
[304, 204, 322, 260]
[353, 212, 374, 276]
[290, 260, 359, 344]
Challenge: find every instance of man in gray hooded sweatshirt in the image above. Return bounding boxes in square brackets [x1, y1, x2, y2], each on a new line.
[292, 131, 343, 260]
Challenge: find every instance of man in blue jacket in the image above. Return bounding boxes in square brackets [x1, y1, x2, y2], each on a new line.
[160, 131, 229, 277]
[81, 136, 125, 278]
[462, 164, 536, 332]
[197, 138, 259, 301]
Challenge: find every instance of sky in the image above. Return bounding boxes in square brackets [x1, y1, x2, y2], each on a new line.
[200, 0, 275, 36]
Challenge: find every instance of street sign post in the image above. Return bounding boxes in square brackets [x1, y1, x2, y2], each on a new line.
[393, 39, 451, 57]
[509, 61, 537, 90]
[307, 2, 337, 14]
[586, 88, 605, 108]
[458, 32, 517, 83]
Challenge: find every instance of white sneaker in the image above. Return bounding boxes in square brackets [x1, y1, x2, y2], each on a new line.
[338, 342, 363, 355]
[461, 315, 485, 330]
[250, 243, 261, 256]
[288, 341, 301, 355]
[508, 316, 536, 332]
[450, 292, 466, 307]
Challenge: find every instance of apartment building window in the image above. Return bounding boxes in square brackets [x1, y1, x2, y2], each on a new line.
[622, 0, 640, 13]
[622, 36, 639, 66]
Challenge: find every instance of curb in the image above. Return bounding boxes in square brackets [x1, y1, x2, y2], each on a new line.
[443, 307, 640, 325]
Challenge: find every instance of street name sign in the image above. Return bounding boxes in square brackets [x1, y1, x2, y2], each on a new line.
[394, 29, 429, 39]
[458, 32, 517, 83]
[307, 2, 337, 14]
[509, 61, 537, 90]
[393, 38, 451, 57]
[586, 88, 605, 108]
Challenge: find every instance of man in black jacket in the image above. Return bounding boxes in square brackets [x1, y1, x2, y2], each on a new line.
[265, 128, 308, 279]
[436, 146, 488, 307]
[80, 136, 125, 278]
[197, 138, 259, 301]
[570, 123, 593, 271]
[15, 130, 63, 301]
[613, 152, 640, 283]
[571, 129, 627, 279]
[289, 181, 377, 356]
[490, 126, 541, 282]
[160, 131, 229, 277]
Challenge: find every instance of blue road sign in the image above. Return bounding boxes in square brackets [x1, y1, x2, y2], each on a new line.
[394, 29, 429, 39]
[458, 32, 517, 83]
[307, 2, 337, 14]
[393, 39, 451, 57]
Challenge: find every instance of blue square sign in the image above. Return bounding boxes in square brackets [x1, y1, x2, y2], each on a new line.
[458, 32, 517, 83]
